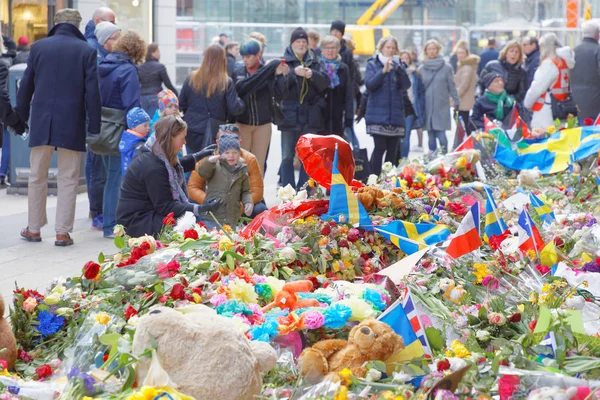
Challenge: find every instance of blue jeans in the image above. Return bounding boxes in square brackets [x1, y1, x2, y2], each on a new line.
[0, 130, 9, 177]
[102, 155, 122, 236]
[343, 127, 360, 150]
[280, 130, 308, 190]
[427, 130, 448, 153]
[140, 94, 159, 119]
[401, 115, 415, 159]
[85, 150, 106, 217]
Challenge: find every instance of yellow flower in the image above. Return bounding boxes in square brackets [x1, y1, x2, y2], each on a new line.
[96, 312, 111, 325]
[583, 280, 589, 288]
[193, 293, 202, 304]
[443, 180, 452, 189]
[308, 179, 315, 188]
[223, 224, 233, 232]
[219, 236, 233, 251]
[335, 385, 348, 400]
[44, 292, 61, 305]
[419, 214, 431, 222]
[228, 278, 259, 304]
[517, 304, 525, 314]
[456, 156, 467, 169]
[381, 391, 396, 400]
[449, 340, 471, 358]
[529, 291, 539, 305]
[473, 263, 491, 284]
[541, 284, 552, 293]
[547, 125, 556, 134]
[141, 387, 159, 398]
[338, 368, 353, 385]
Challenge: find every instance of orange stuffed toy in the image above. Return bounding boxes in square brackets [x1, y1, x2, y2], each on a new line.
[261, 280, 320, 313]
[0, 296, 17, 370]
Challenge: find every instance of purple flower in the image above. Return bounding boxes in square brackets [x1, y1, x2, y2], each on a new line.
[586, 217, 597, 227]
[582, 262, 600, 273]
[424, 206, 432, 214]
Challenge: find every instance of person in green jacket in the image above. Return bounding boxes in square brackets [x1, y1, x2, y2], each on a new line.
[197, 133, 253, 228]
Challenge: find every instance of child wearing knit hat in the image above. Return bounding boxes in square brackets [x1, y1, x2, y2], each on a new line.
[196, 131, 253, 227]
[119, 107, 150, 175]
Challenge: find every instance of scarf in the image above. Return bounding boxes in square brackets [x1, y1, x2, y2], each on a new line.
[378, 54, 390, 66]
[148, 138, 188, 202]
[485, 90, 514, 121]
[324, 58, 341, 88]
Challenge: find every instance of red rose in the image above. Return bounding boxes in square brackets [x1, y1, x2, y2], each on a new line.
[130, 247, 146, 262]
[192, 287, 202, 296]
[498, 375, 520, 400]
[209, 272, 220, 283]
[0, 360, 7, 371]
[536, 264, 550, 275]
[306, 276, 320, 291]
[499, 359, 509, 366]
[553, 237, 564, 247]
[124, 305, 138, 320]
[83, 261, 101, 280]
[528, 320, 537, 333]
[162, 212, 176, 226]
[489, 231, 510, 251]
[184, 229, 199, 240]
[35, 364, 53, 380]
[171, 283, 185, 301]
[158, 295, 169, 303]
[103, 353, 109, 362]
[139, 241, 151, 252]
[447, 202, 468, 216]
[509, 313, 521, 323]
[18, 349, 32, 363]
[584, 117, 594, 126]
[437, 358, 451, 371]
[320, 224, 331, 236]
[338, 239, 349, 248]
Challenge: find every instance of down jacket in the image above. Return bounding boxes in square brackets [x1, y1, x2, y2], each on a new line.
[524, 46, 575, 129]
[364, 56, 411, 128]
[454, 54, 479, 111]
[188, 148, 264, 206]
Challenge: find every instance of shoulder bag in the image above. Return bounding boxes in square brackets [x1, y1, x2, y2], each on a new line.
[86, 107, 126, 156]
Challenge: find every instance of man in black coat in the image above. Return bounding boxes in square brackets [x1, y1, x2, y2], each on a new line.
[275, 27, 330, 190]
[523, 36, 540, 90]
[571, 22, 600, 121]
[16, 8, 102, 247]
[329, 20, 355, 87]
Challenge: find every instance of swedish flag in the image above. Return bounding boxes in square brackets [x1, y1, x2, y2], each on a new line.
[596, 174, 600, 194]
[375, 220, 450, 255]
[483, 187, 507, 242]
[529, 193, 555, 226]
[494, 126, 600, 174]
[321, 145, 372, 230]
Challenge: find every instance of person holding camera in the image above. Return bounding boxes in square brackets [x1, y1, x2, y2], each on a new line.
[364, 36, 411, 175]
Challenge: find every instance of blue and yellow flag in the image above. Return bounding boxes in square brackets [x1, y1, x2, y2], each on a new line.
[529, 193, 555, 226]
[483, 187, 507, 242]
[379, 299, 425, 362]
[321, 146, 372, 230]
[375, 220, 450, 255]
[494, 126, 600, 174]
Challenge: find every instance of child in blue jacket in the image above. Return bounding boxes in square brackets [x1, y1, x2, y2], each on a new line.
[119, 107, 150, 175]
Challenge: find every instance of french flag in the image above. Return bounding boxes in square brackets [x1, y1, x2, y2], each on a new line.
[517, 210, 545, 255]
[446, 202, 482, 259]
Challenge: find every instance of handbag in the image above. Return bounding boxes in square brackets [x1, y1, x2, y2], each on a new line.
[353, 147, 372, 184]
[200, 92, 225, 149]
[87, 107, 126, 156]
[269, 78, 286, 126]
[550, 92, 578, 120]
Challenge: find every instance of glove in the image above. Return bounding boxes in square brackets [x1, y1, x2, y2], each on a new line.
[193, 198, 222, 215]
[193, 144, 217, 162]
[8, 120, 27, 136]
[244, 203, 253, 216]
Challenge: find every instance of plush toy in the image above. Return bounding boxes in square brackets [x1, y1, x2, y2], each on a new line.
[526, 387, 582, 400]
[299, 318, 404, 378]
[0, 296, 17, 370]
[517, 167, 542, 187]
[261, 280, 320, 313]
[132, 305, 277, 400]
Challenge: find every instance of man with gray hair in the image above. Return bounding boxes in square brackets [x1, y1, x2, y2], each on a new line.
[84, 7, 116, 62]
[16, 8, 102, 247]
[571, 21, 600, 121]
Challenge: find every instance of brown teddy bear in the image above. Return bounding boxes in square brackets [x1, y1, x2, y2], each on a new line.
[299, 319, 404, 378]
[0, 296, 17, 370]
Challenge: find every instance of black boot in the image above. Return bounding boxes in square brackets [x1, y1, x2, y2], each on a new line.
[0, 176, 9, 188]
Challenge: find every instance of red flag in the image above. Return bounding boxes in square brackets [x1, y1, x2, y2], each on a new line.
[455, 136, 475, 152]
[509, 105, 531, 139]
[484, 115, 502, 134]
[594, 113, 600, 126]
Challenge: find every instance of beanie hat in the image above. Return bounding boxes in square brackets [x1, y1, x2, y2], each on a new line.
[330, 20, 346, 36]
[483, 72, 504, 89]
[18, 37, 29, 46]
[218, 133, 241, 154]
[290, 27, 309, 45]
[95, 21, 121, 46]
[127, 107, 150, 129]
[158, 90, 179, 112]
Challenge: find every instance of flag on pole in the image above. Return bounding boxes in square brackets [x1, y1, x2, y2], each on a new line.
[529, 193, 556, 226]
[322, 144, 372, 230]
[540, 240, 558, 274]
[484, 115, 503, 135]
[483, 187, 507, 242]
[378, 299, 425, 361]
[594, 112, 600, 126]
[401, 288, 432, 356]
[508, 104, 532, 140]
[375, 221, 451, 255]
[446, 202, 482, 259]
[517, 209, 545, 255]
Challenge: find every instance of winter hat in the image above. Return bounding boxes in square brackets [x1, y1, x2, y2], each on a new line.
[158, 90, 179, 112]
[330, 20, 346, 36]
[95, 21, 121, 46]
[18, 37, 29, 46]
[290, 27, 309, 45]
[483, 72, 504, 89]
[218, 133, 241, 154]
[127, 107, 150, 129]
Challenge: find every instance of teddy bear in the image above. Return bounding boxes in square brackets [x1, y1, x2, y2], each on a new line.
[299, 318, 404, 378]
[261, 280, 320, 313]
[132, 305, 277, 400]
[0, 296, 17, 370]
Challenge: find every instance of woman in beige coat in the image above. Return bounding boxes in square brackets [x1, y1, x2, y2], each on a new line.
[452, 40, 479, 149]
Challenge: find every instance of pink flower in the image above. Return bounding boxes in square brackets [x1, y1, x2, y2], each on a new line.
[482, 276, 499, 291]
[302, 311, 325, 329]
[210, 294, 228, 307]
[488, 312, 507, 326]
[23, 296, 37, 313]
[420, 314, 433, 328]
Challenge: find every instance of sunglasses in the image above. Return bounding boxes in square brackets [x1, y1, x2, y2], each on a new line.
[219, 124, 240, 133]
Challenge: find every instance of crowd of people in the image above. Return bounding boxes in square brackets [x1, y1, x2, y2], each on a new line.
[2, 8, 600, 242]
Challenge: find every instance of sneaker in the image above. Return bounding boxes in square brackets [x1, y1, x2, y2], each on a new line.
[104, 233, 115, 239]
[411, 146, 424, 153]
[92, 214, 103, 231]
[0, 176, 9, 188]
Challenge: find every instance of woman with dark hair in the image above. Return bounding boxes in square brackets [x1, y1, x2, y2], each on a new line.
[138, 43, 178, 117]
[97, 30, 146, 238]
[179, 44, 245, 153]
[117, 116, 221, 238]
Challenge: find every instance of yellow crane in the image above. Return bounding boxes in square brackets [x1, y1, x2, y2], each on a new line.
[346, 0, 405, 56]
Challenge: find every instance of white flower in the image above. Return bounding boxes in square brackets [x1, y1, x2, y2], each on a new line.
[280, 247, 297, 263]
[55, 307, 74, 317]
[449, 357, 468, 371]
[113, 224, 126, 237]
[391, 371, 412, 383]
[293, 189, 308, 201]
[382, 161, 393, 174]
[127, 315, 140, 326]
[277, 184, 297, 203]
[365, 369, 382, 382]
[476, 330, 491, 341]
[174, 211, 196, 233]
[366, 174, 379, 186]
[456, 315, 468, 329]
